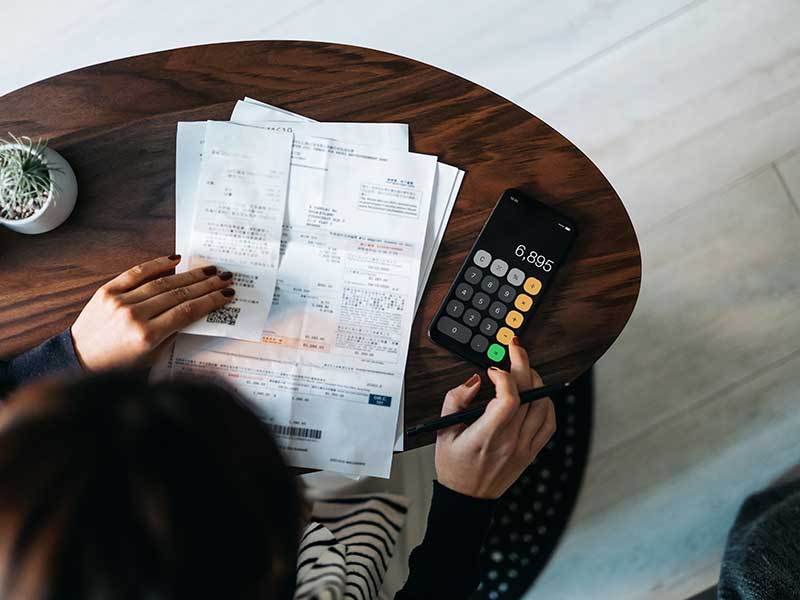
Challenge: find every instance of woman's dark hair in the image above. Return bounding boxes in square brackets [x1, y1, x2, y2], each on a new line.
[0, 372, 303, 599]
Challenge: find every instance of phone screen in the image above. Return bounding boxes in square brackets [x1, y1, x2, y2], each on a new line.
[428, 189, 577, 370]
[481, 190, 576, 290]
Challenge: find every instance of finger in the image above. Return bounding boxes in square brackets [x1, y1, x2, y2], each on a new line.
[529, 366, 544, 388]
[148, 289, 235, 342]
[438, 373, 482, 439]
[441, 373, 482, 416]
[528, 398, 556, 458]
[508, 336, 534, 391]
[121, 265, 227, 304]
[519, 396, 551, 446]
[132, 273, 234, 318]
[467, 367, 520, 441]
[104, 255, 182, 293]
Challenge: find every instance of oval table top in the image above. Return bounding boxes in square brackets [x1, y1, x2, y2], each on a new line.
[0, 41, 640, 450]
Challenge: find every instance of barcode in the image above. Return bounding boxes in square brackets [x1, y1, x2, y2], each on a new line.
[270, 424, 323, 440]
[206, 306, 240, 326]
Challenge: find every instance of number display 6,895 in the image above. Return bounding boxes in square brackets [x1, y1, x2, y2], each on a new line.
[515, 244, 554, 272]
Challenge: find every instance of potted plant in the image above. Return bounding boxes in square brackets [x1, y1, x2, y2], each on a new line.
[0, 134, 77, 234]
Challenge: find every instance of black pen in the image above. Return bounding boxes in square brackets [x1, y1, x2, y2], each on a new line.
[406, 380, 571, 436]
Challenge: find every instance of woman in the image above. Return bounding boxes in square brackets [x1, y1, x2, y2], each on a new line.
[0, 256, 556, 599]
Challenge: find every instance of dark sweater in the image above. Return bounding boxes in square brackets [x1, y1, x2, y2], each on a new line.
[1, 330, 498, 599]
[0, 330, 82, 398]
[397, 480, 497, 598]
[718, 478, 800, 600]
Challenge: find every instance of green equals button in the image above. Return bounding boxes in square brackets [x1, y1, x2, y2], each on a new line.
[486, 343, 506, 363]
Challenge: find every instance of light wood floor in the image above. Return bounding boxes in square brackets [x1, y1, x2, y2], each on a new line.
[4, 1, 800, 597]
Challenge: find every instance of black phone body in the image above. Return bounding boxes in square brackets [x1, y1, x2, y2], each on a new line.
[428, 189, 577, 370]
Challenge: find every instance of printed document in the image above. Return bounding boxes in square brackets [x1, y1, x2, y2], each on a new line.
[165, 125, 438, 477]
[182, 122, 293, 341]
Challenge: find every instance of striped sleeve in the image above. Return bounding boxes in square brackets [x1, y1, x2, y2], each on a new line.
[295, 493, 409, 600]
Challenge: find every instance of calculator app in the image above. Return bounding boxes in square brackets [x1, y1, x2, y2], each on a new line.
[429, 189, 577, 370]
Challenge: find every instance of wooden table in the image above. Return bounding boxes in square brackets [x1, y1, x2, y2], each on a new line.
[0, 41, 641, 449]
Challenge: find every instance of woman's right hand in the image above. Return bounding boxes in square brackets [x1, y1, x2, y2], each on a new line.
[70, 255, 235, 372]
[434, 338, 556, 499]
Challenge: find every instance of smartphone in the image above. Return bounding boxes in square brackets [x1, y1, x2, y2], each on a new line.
[428, 189, 577, 370]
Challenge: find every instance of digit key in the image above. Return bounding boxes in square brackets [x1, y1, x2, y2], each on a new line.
[480, 275, 499, 293]
[505, 310, 524, 328]
[464, 266, 483, 284]
[498, 284, 517, 302]
[436, 316, 472, 344]
[463, 308, 481, 327]
[479, 317, 498, 336]
[488, 301, 507, 319]
[472, 292, 490, 309]
[446, 299, 465, 318]
[455, 283, 474, 301]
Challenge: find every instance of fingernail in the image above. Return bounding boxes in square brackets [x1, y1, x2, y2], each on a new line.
[221, 288, 235, 297]
[218, 271, 233, 281]
[202, 265, 218, 276]
[168, 254, 181, 261]
[489, 366, 507, 373]
[465, 373, 480, 388]
[512, 336, 521, 346]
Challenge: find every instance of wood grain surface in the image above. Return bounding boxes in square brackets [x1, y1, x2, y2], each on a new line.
[0, 41, 640, 449]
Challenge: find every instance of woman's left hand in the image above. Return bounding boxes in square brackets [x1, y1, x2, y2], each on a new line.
[70, 255, 235, 372]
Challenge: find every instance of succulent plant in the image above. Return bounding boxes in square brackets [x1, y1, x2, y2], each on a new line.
[0, 134, 61, 220]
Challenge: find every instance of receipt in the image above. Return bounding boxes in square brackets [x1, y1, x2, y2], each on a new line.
[181, 122, 293, 341]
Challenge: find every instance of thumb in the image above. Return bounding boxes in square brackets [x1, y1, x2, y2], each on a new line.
[467, 367, 519, 441]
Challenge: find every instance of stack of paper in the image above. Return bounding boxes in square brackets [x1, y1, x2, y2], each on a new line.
[153, 99, 463, 478]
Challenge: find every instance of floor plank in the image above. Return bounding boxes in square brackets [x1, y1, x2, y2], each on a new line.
[592, 166, 800, 455]
[261, 0, 699, 102]
[519, 0, 800, 230]
[528, 346, 800, 599]
[776, 151, 800, 215]
[0, 0, 321, 97]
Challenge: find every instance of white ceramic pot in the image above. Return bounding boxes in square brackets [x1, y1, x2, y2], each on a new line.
[0, 146, 78, 235]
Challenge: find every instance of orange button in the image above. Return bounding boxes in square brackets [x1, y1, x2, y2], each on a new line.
[505, 310, 524, 328]
[496, 326, 514, 345]
[514, 293, 533, 312]
[524, 277, 542, 296]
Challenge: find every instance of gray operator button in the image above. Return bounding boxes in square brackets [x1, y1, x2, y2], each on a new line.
[436, 316, 472, 344]
[473, 249, 492, 268]
[464, 266, 483, 284]
[470, 334, 489, 353]
[507, 268, 526, 286]
[490, 259, 509, 277]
